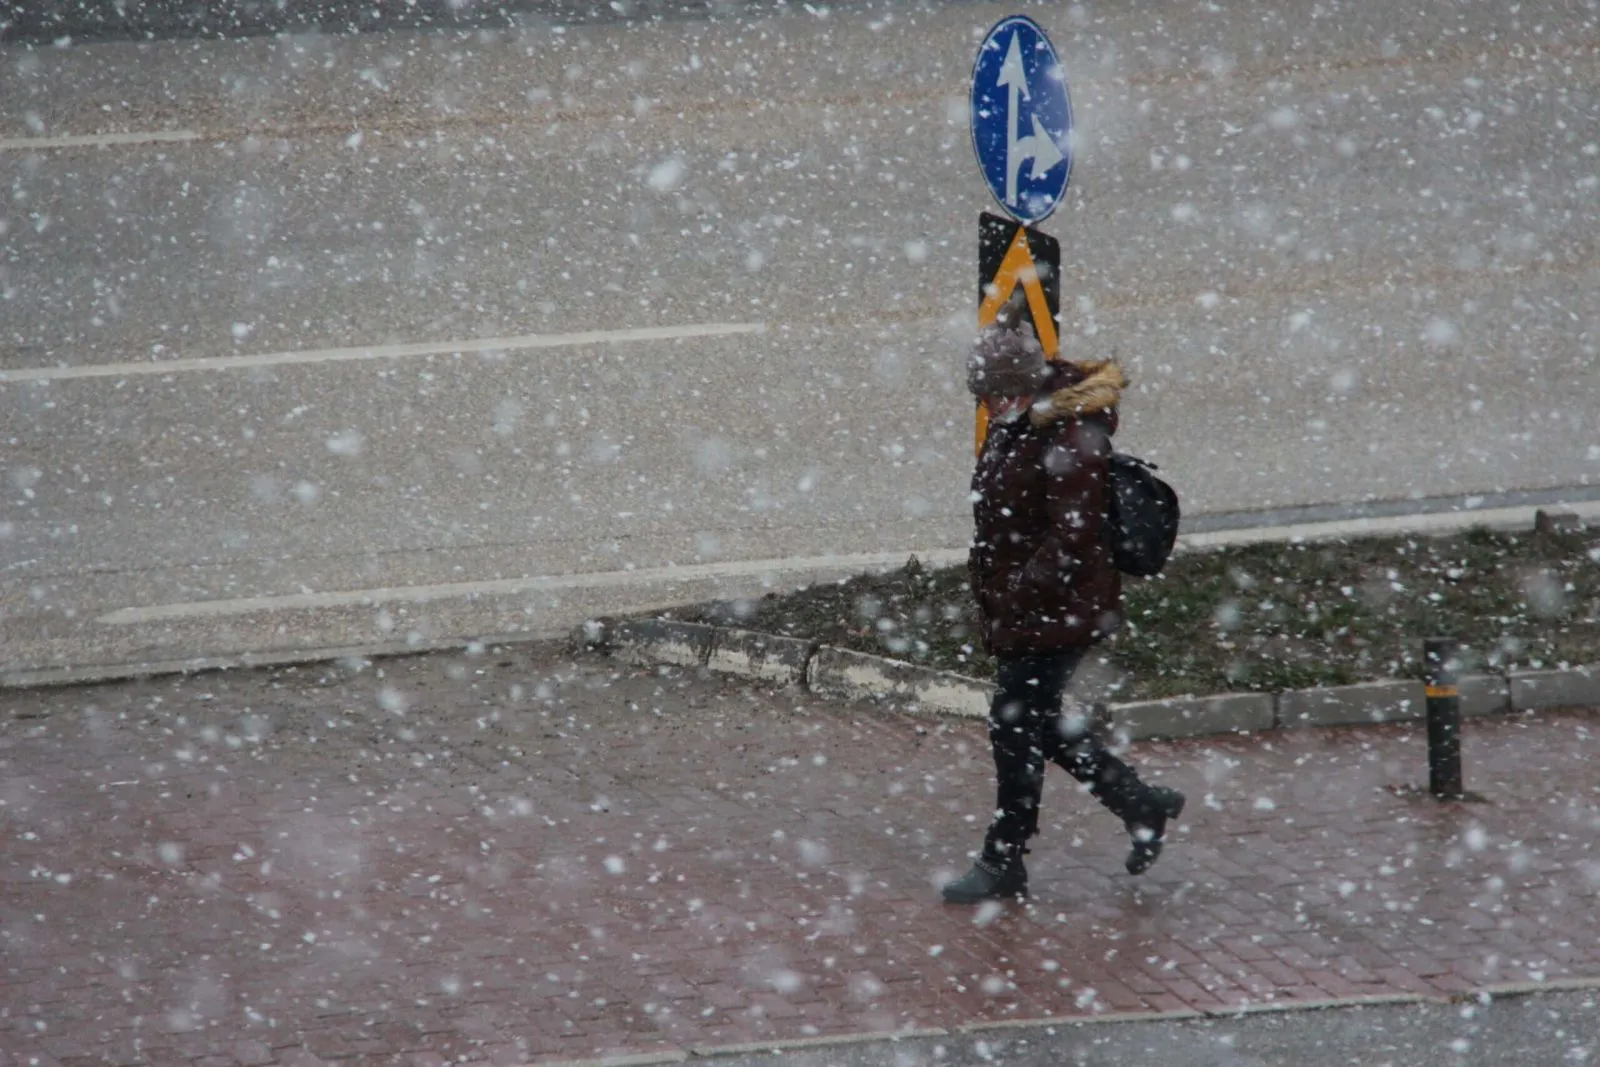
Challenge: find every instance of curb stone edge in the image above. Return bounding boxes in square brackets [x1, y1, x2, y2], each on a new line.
[0, 631, 572, 691]
[577, 619, 1600, 740]
[523, 977, 1600, 1066]
[689, 1026, 949, 1058]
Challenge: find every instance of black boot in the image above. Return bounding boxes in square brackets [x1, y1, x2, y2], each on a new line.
[1055, 733, 1186, 875]
[942, 844, 1028, 904]
[1124, 785, 1185, 875]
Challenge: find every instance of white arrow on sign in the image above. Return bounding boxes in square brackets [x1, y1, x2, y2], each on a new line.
[998, 30, 1065, 209]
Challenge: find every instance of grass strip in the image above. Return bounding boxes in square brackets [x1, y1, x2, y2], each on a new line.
[658, 526, 1600, 701]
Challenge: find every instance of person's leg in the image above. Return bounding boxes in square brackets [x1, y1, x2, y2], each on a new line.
[943, 651, 1078, 903]
[986, 650, 1081, 852]
[1042, 694, 1186, 875]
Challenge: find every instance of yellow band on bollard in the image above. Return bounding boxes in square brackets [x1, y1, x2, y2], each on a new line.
[1425, 685, 1460, 699]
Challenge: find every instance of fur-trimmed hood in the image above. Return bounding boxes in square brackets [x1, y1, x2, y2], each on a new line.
[1029, 360, 1127, 427]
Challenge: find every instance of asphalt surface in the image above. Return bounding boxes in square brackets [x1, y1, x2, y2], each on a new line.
[3, 0, 1599, 673]
[0, 0, 804, 45]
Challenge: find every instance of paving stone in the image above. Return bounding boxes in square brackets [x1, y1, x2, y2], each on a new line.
[2, 647, 1597, 1064]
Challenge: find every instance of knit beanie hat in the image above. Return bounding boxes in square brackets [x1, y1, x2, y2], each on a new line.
[966, 320, 1049, 398]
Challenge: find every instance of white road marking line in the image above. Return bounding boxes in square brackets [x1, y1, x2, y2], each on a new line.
[1179, 500, 1600, 549]
[0, 129, 203, 151]
[94, 550, 970, 625]
[95, 497, 1600, 626]
[0, 322, 767, 384]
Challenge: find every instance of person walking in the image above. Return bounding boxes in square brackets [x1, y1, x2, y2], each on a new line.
[943, 294, 1185, 904]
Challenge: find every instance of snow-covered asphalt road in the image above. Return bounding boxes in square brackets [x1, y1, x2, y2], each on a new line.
[2, 0, 1597, 672]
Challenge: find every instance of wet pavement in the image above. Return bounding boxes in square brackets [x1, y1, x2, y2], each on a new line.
[2, 643, 1598, 1065]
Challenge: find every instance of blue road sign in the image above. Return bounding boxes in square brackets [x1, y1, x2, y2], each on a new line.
[970, 15, 1073, 224]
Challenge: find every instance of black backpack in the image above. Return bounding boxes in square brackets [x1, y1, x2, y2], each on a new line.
[1105, 453, 1180, 577]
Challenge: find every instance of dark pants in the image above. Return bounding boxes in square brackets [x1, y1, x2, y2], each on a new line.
[985, 651, 1144, 855]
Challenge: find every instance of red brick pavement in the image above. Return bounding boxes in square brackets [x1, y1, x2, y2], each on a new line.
[2, 646, 1598, 1065]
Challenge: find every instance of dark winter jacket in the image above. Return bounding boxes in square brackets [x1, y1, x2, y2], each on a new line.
[968, 358, 1128, 657]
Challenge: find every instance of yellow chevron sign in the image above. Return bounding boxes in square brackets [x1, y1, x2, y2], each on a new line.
[976, 213, 1062, 452]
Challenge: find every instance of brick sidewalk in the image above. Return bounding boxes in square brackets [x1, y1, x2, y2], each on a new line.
[2, 647, 1598, 1065]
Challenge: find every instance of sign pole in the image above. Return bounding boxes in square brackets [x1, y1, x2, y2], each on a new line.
[969, 14, 1073, 453]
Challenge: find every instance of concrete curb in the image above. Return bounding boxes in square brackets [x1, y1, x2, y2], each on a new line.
[520, 978, 1600, 1066]
[601, 619, 718, 669]
[1460, 672, 1513, 718]
[955, 1009, 1207, 1032]
[578, 620, 1598, 741]
[1508, 665, 1600, 711]
[546, 1054, 687, 1067]
[806, 646, 991, 717]
[0, 631, 567, 690]
[1205, 991, 1443, 1018]
[690, 1027, 948, 1058]
[708, 629, 815, 687]
[1110, 692, 1277, 739]
[1277, 680, 1420, 729]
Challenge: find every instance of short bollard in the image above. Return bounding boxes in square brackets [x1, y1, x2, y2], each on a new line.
[1424, 638, 1464, 799]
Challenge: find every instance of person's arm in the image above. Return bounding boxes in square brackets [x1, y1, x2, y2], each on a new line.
[967, 547, 994, 655]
